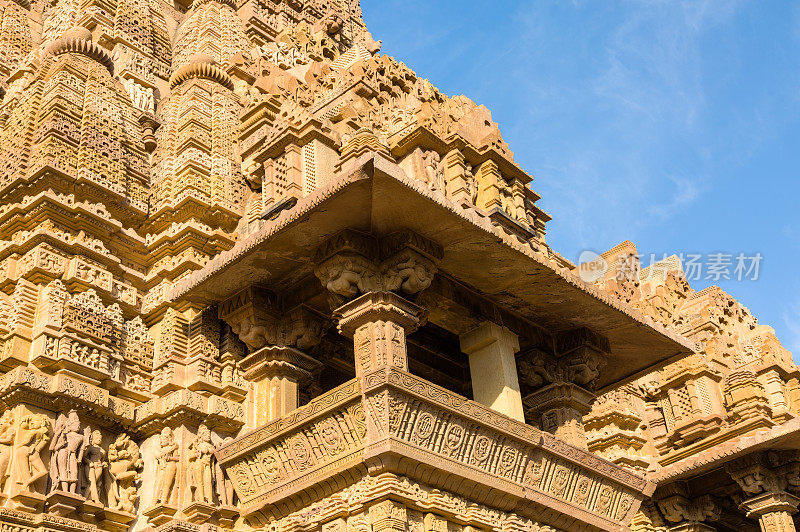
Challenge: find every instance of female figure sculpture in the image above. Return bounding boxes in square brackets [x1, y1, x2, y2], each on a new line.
[82, 429, 107, 503]
[49, 410, 88, 494]
[152, 427, 178, 506]
[187, 424, 215, 504]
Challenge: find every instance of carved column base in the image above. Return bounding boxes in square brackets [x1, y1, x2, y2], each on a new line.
[101, 508, 137, 532]
[523, 382, 595, 449]
[8, 490, 45, 513]
[183, 501, 217, 524]
[218, 505, 240, 528]
[143, 503, 178, 526]
[46, 490, 85, 517]
[741, 492, 800, 532]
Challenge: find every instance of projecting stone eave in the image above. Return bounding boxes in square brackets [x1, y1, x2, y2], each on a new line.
[169, 152, 695, 389]
[652, 417, 800, 484]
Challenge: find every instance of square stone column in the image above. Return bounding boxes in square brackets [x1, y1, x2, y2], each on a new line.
[239, 345, 322, 426]
[334, 292, 426, 378]
[459, 322, 525, 422]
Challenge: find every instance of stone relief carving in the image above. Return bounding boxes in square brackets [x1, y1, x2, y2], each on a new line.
[49, 410, 87, 494]
[152, 427, 179, 507]
[14, 414, 51, 493]
[187, 424, 216, 504]
[107, 433, 143, 512]
[81, 429, 106, 503]
[0, 410, 14, 491]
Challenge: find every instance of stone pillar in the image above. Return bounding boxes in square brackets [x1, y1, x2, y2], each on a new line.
[335, 292, 426, 378]
[517, 327, 608, 448]
[475, 160, 502, 212]
[524, 382, 594, 448]
[761, 369, 792, 423]
[284, 143, 303, 200]
[443, 148, 471, 207]
[741, 492, 800, 532]
[239, 345, 321, 426]
[459, 322, 525, 422]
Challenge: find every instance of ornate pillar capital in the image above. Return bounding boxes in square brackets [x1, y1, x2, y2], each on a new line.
[727, 452, 800, 532]
[517, 327, 609, 448]
[334, 291, 426, 339]
[740, 491, 800, 519]
[656, 491, 722, 532]
[523, 382, 595, 448]
[218, 287, 328, 352]
[313, 230, 442, 306]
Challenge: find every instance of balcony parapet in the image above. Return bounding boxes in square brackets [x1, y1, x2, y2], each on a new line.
[215, 379, 366, 521]
[216, 371, 655, 531]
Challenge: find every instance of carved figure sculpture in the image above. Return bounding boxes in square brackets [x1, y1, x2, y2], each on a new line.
[152, 427, 178, 506]
[187, 424, 215, 504]
[421, 150, 443, 192]
[0, 410, 14, 491]
[49, 410, 88, 494]
[82, 429, 107, 503]
[107, 432, 143, 512]
[215, 436, 236, 506]
[14, 414, 51, 492]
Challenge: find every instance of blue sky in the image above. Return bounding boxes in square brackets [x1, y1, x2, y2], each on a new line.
[361, 1, 800, 358]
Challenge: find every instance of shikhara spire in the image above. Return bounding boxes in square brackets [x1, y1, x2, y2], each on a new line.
[0, 2, 797, 532]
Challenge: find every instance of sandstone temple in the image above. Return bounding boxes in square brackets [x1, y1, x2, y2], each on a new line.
[0, 1, 796, 532]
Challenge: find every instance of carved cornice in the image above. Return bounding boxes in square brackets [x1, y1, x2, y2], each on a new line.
[0, 366, 134, 428]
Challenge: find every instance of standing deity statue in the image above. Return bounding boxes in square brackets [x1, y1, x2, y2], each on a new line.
[187, 424, 215, 504]
[152, 427, 179, 506]
[107, 432, 142, 512]
[14, 414, 51, 492]
[0, 410, 15, 491]
[49, 410, 89, 494]
[82, 429, 107, 503]
[214, 436, 236, 506]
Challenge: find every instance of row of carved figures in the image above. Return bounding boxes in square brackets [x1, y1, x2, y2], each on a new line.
[0, 409, 142, 513]
[153, 424, 236, 509]
[0, 409, 237, 513]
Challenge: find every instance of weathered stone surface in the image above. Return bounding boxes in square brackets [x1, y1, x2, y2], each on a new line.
[0, 1, 795, 532]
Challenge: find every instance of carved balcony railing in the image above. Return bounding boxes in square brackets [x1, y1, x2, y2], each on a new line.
[217, 371, 654, 531]
[215, 379, 366, 521]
